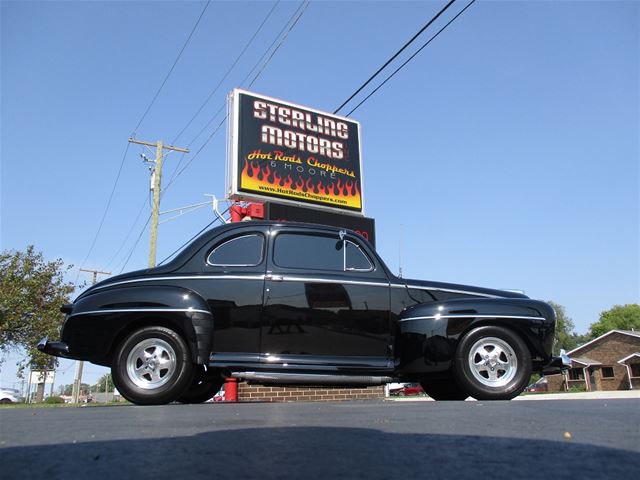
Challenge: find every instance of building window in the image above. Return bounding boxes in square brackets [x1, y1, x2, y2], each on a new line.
[601, 367, 615, 379]
[630, 363, 640, 378]
[568, 368, 584, 380]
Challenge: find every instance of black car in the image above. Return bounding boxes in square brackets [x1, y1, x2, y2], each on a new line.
[39, 221, 569, 405]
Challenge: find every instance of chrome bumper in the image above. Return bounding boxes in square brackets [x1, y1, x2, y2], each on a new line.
[542, 349, 571, 375]
[37, 336, 70, 357]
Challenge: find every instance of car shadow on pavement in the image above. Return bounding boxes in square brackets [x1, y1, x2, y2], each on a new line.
[2, 427, 637, 479]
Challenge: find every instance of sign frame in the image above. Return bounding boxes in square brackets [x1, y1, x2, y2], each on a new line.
[226, 89, 365, 216]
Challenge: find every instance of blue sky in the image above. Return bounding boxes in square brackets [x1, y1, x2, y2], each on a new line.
[1, 0, 638, 390]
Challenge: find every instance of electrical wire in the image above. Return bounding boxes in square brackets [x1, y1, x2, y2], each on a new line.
[132, 0, 212, 136]
[163, 0, 309, 193]
[170, 1, 281, 146]
[158, 205, 231, 265]
[334, 0, 457, 115]
[77, 2, 211, 281]
[119, 214, 152, 273]
[345, 0, 477, 116]
[75, 141, 131, 283]
[115, 2, 310, 274]
[104, 195, 150, 270]
[247, 0, 310, 88]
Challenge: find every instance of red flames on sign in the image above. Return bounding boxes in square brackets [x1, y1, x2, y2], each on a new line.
[240, 160, 360, 199]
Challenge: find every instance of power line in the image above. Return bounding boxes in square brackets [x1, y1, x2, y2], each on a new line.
[119, 215, 151, 273]
[247, 0, 310, 88]
[75, 141, 131, 282]
[345, 0, 477, 117]
[163, 1, 309, 193]
[334, 0, 457, 114]
[104, 195, 150, 270]
[132, 0, 212, 136]
[158, 205, 231, 265]
[114, 2, 310, 274]
[77, 2, 210, 280]
[170, 1, 281, 146]
[237, 1, 309, 89]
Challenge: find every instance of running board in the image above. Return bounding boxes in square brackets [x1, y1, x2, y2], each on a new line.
[230, 371, 394, 386]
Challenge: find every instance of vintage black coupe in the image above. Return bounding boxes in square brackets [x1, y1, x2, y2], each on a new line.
[39, 221, 568, 404]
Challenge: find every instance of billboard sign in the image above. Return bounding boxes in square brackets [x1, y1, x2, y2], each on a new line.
[227, 89, 363, 214]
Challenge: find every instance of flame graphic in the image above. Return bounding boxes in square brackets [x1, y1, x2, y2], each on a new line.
[239, 159, 361, 209]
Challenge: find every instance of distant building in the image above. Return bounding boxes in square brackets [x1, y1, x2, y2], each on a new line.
[547, 330, 640, 391]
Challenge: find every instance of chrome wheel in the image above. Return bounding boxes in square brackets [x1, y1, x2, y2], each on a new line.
[467, 336, 518, 388]
[126, 338, 177, 390]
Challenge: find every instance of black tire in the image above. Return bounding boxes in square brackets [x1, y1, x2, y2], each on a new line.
[420, 378, 469, 401]
[453, 326, 531, 401]
[177, 366, 224, 404]
[111, 326, 194, 405]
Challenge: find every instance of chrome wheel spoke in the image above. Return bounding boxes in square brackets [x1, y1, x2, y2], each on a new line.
[467, 337, 518, 388]
[126, 338, 177, 390]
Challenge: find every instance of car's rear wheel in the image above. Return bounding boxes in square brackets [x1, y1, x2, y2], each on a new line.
[177, 366, 224, 404]
[111, 326, 194, 405]
[420, 378, 469, 400]
[453, 326, 531, 400]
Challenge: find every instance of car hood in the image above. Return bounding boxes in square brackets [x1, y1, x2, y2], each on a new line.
[399, 278, 529, 299]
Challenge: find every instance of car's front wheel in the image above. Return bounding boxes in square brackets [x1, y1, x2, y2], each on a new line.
[453, 326, 531, 400]
[111, 326, 194, 405]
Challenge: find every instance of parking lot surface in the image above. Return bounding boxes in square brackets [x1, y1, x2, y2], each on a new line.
[1, 398, 638, 479]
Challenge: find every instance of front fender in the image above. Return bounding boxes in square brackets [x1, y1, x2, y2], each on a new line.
[61, 285, 213, 366]
[396, 298, 556, 376]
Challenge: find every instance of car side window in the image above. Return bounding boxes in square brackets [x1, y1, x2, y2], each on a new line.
[274, 233, 343, 271]
[274, 233, 373, 272]
[345, 240, 373, 271]
[207, 234, 264, 266]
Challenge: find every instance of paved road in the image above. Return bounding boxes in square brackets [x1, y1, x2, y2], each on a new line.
[1, 399, 639, 479]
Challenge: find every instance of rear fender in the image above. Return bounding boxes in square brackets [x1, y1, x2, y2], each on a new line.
[396, 298, 556, 375]
[61, 286, 213, 366]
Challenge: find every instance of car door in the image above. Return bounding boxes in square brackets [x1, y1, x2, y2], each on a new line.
[199, 228, 268, 360]
[261, 226, 392, 370]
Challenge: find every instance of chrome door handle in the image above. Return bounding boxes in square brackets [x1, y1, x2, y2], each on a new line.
[265, 274, 284, 282]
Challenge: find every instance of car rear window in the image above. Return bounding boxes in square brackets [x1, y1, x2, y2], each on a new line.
[207, 234, 264, 266]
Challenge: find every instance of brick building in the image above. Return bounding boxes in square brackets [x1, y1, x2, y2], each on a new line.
[547, 330, 640, 391]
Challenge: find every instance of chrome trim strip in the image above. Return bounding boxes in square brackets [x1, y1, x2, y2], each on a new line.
[399, 314, 546, 322]
[97, 275, 501, 298]
[391, 283, 501, 298]
[70, 308, 212, 317]
[280, 276, 389, 288]
[94, 275, 266, 289]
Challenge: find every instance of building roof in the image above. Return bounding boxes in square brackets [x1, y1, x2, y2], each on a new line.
[617, 352, 640, 364]
[571, 357, 602, 366]
[568, 330, 640, 356]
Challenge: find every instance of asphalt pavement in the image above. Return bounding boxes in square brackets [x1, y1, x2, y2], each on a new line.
[1, 398, 639, 479]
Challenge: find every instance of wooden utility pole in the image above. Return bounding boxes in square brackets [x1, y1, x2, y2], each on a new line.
[72, 268, 110, 403]
[128, 138, 189, 267]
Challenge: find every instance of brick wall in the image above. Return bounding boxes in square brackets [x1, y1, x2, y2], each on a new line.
[237, 383, 385, 402]
[546, 373, 567, 392]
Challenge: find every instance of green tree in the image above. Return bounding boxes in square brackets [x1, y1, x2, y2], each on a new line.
[547, 301, 579, 354]
[0, 246, 75, 374]
[589, 304, 640, 338]
[93, 373, 113, 393]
